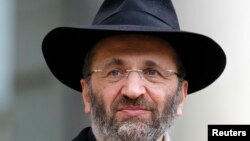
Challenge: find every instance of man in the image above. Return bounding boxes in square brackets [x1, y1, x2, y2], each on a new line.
[42, 0, 226, 141]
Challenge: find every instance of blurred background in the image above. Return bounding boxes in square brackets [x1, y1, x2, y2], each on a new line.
[0, 0, 249, 141]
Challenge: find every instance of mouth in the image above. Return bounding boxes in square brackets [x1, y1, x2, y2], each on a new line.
[117, 106, 151, 117]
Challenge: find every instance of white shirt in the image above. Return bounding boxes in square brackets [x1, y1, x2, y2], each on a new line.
[163, 132, 171, 141]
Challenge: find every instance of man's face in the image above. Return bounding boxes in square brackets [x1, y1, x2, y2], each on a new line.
[81, 34, 188, 141]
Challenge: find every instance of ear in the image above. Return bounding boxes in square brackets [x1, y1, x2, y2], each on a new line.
[176, 80, 188, 117]
[80, 79, 91, 114]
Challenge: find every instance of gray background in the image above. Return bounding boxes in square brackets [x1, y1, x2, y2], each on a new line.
[1, 0, 250, 141]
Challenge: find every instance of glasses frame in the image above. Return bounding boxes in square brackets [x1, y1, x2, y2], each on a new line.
[88, 67, 179, 83]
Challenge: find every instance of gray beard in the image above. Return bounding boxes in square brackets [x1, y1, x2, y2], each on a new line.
[88, 85, 181, 141]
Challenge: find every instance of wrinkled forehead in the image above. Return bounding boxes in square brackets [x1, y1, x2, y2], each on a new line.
[90, 34, 179, 68]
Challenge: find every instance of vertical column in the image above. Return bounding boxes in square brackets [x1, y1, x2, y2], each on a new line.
[0, 0, 15, 141]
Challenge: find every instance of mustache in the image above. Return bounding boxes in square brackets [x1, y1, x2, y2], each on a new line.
[110, 95, 157, 112]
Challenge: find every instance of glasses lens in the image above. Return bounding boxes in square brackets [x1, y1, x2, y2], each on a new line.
[102, 68, 126, 82]
[94, 67, 177, 83]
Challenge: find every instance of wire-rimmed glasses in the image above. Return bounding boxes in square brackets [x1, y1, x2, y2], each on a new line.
[88, 66, 179, 83]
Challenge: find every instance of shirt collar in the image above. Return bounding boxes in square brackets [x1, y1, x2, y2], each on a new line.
[163, 132, 171, 141]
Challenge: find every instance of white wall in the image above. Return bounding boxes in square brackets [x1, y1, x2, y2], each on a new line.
[171, 0, 250, 140]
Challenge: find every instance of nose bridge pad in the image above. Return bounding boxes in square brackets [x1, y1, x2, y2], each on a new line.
[126, 69, 143, 79]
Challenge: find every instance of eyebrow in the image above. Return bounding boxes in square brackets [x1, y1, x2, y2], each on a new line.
[102, 58, 125, 68]
[143, 60, 165, 69]
[100, 58, 167, 70]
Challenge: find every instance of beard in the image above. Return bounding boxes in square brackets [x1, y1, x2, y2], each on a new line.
[88, 84, 181, 141]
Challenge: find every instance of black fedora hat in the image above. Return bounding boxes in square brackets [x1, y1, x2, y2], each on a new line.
[42, 0, 226, 94]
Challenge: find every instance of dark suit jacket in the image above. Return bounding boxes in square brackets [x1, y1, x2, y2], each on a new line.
[72, 127, 96, 141]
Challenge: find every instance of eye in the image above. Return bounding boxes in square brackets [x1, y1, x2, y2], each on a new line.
[107, 69, 123, 77]
[143, 69, 160, 76]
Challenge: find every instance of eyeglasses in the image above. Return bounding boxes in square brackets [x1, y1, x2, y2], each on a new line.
[88, 67, 179, 83]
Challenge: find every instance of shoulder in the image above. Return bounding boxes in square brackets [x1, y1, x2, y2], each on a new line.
[72, 127, 96, 141]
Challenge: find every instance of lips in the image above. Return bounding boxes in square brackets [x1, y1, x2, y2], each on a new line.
[117, 106, 151, 117]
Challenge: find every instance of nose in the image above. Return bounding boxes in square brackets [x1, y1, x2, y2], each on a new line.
[120, 71, 146, 99]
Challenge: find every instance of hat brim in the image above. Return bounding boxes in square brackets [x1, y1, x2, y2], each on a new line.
[42, 25, 226, 94]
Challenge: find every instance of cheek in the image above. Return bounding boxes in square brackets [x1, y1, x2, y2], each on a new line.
[147, 88, 166, 112]
[147, 82, 178, 111]
[92, 79, 121, 114]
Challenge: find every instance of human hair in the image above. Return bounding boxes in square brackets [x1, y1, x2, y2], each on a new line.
[173, 49, 186, 82]
[82, 47, 96, 83]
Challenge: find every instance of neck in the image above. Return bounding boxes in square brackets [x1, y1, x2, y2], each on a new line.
[156, 135, 164, 141]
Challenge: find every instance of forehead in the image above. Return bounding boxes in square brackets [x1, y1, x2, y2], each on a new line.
[91, 34, 178, 68]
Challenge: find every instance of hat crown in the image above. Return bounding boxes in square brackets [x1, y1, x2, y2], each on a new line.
[92, 0, 180, 29]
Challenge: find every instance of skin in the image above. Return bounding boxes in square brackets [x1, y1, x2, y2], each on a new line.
[80, 34, 188, 141]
